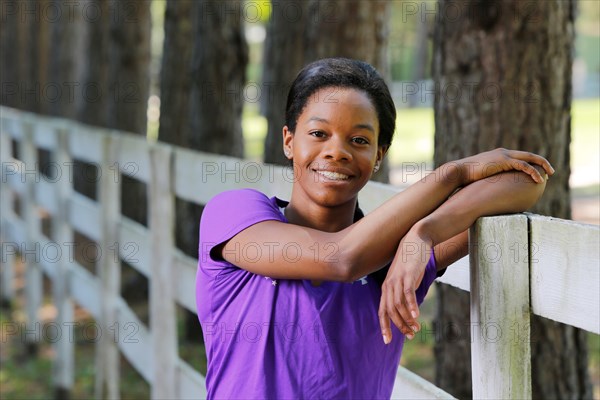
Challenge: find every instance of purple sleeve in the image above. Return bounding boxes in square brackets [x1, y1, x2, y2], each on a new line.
[198, 189, 284, 275]
[415, 250, 438, 305]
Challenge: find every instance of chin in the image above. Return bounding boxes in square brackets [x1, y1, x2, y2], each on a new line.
[309, 189, 358, 208]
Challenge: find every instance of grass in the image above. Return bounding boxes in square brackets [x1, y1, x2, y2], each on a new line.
[0, 304, 151, 399]
[0, 261, 153, 400]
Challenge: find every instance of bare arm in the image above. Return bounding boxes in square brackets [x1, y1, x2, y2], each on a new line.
[379, 166, 548, 343]
[433, 230, 468, 272]
[217, 150, 552, 282]
[217, 164, 462, 282]
[418, 166, 547, 253]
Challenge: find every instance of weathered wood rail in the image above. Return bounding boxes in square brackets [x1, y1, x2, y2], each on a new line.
[1, 106, 598, 399]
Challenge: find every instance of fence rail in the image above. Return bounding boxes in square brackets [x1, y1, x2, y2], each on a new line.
[1, 106, 598, 399]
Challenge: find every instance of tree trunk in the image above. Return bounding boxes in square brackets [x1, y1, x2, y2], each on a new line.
[159, 0, 248, 256]
[107, 0, 151, 135]
[78, 0, 111, 127]
[158, 0, 194, 148]
[25, 0, 39, 113]
[2, 0, 37, 110]
[262, 0, 391, 182]
[411, 16, 430, 82]
[158, 0, 249, 341]
[46, 0, 87, 119]
[261, 0, 310, 166]
[158, 0, 198, 267]
[304, 0, 389, 74]
[8, 0, 42, 112]
[187, 0, 248, 157]
[107, 0, 152, 226]
[0, 0, 19, 108]
[432, 0, 590, 398]
[36, 0, 52, 116]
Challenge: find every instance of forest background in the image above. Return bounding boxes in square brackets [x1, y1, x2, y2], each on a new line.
[0, 0, 598, 398]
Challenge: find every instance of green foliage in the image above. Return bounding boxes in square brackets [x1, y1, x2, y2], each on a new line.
[242, 0, 272, 24]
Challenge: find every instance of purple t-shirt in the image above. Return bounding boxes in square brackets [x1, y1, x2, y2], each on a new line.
[196, 189, 438, 399]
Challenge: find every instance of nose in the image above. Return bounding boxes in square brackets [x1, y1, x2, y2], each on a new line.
[323, 136, 352, 161]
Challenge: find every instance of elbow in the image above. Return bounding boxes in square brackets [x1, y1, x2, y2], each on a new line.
[330, 246, 361, 283]
[333, 259, 357, 284]
[527, 179, 547, 209]
[342, 260, 363, 283]
[316, 231, 357, 283]
[509, 167, 548, 212]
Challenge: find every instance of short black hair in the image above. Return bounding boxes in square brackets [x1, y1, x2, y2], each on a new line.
[285, 58, 396, 148]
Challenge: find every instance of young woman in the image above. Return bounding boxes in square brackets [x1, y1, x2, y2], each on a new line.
[196, 58, 554, 399]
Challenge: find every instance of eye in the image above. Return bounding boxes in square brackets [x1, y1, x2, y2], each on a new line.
[351, 137, 369, 145]
[309, 130, 326, 138]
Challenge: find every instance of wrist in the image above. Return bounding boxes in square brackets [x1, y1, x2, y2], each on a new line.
[408, 219, 434, 247]
[437, 160, 468, 189]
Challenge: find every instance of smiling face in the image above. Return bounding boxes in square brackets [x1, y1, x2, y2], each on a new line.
[283, 87, 386, 209]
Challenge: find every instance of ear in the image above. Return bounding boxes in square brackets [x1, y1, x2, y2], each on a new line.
[283, 126, 294, 159]
[376, 145, 389, 165]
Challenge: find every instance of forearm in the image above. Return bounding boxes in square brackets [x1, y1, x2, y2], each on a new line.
[221, 153, 551, 282]
[411, 168, 547, 248]
[338, 162, 465, 279]
[379, 165, 549, 342]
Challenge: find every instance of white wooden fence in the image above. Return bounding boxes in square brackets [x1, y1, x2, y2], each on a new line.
[1, 106, 598, 399]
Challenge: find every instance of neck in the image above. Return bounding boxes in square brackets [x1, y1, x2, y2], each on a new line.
[285, 195, 357, 232]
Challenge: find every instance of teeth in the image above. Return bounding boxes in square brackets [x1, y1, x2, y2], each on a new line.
[315, 170, 349, 180]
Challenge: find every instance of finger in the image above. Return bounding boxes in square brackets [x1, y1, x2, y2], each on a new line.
[378, 297, 392, 345]
[510, 159, 544, 183]
[535, 156, 555, 176]
[394, 284, 418, 336]
[403, 276, 420, 322]
[395, 299, 419, 340]
[385, 284, 410, 337]
[509, 150, 555, 176]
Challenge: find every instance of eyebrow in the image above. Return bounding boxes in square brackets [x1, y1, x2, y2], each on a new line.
[307, 117, 375, 133]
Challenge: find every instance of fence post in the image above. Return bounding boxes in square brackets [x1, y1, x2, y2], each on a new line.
[0, 128, 15, 305]
[95, 133, 121, 400]
[149, 144, 177, 399]
[469, 215, 531, 399]
[51, 127, 75, 397]
[21, 122, 43, 355]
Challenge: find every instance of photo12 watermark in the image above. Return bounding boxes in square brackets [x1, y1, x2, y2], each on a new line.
[1, 321, 140, 344]
[1, 241, 140, 265]
[397, 1, 544, 25]
[1, 160, 139, 184]
[201, 241, 340, 265]
[1, 0, 142, 24]
[1, 81, 144, 107]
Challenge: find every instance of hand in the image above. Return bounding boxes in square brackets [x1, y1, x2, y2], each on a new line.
[454, 148, 555, 185]
[378, 230, 431, 344]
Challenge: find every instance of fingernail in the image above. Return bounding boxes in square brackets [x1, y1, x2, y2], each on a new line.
[383, 333, 390, 345]
[406, 332, 414, 340]
[411, 325, 418, 332]
[411, 310, 417, 319]
[550, 166, 555, 174]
